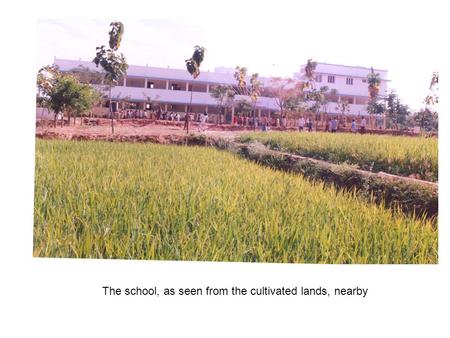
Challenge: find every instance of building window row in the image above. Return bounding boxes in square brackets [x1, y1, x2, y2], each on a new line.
[314, 75, 357, 85]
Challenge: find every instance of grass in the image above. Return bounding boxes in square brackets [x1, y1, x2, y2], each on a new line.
[34, 139, 437, 263]
[238, 131, 438, 182]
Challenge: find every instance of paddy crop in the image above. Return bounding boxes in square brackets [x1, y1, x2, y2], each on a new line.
[34, 140, 437, 263]
[239, 132, 438, 181]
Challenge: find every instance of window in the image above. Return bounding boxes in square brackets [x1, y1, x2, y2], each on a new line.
[362, 79, 367, 83]
[147, 82, 154, 89]
[346, 78, 353, 85]
[327, 75, 335, 83]
[315, 75, 322, 82]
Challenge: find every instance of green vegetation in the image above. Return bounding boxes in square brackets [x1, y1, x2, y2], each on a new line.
[239, 132, 438, 182]
[34, 140, 437, 263]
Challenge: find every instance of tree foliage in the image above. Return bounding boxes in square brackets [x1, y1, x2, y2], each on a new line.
[234, 99, 253, 116]
[45, 74, 100, 121]
[384, 90, 411, 129]
[266, 77, 303, 116]
[185, 45, 206, 79]
[367, 67, 381, 99]
[210, 85, 235, 116]
[93, 21, 128, 133]
[303, 59, 317, 90]
[413, 108, 438, 132]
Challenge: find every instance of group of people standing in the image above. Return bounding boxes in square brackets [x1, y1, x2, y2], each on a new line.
[295, 116, 368, 133]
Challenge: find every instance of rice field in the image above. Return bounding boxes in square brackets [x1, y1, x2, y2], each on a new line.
[34, 139, 437, 263]
[239, 132, 438, 181]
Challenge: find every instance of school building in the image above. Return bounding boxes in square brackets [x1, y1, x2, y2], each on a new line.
[40, 58, 389, 124]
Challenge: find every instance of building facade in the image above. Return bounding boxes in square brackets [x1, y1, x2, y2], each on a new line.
[294, 62, 389, 116]
[41, 59, 388, 121]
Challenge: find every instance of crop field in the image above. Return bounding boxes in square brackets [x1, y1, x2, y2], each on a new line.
[34, 140, 437, 263]
[239, 132, 438, 182]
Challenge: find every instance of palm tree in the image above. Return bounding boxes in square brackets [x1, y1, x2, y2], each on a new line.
[367, 67, 381, 99]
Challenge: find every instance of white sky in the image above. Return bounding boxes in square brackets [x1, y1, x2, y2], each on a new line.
[36, 0, 444, 110]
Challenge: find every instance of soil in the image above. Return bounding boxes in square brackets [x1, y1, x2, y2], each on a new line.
[36, 119, 245, 143]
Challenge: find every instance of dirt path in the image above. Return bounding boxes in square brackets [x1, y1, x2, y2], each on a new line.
[36, 121, 245, 141]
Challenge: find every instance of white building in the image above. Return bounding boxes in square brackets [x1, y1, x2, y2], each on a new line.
[42, 59, 388, 121]
[294, 62, 389, 115]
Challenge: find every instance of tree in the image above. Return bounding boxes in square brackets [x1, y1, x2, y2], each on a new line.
[234, 99, 253, 117]
[249, 73, 262, 130]
[303, 59, 317, 90]
[46, 74, 99, 125]
[233, 66, 261, 129]
[93, 21, 128, 134]
[67, 65, 104, 85]
[413, 108, 438, 131]
[210, 85, 235, 124]
[266, 77, 303, 118]
[36, 65, 61, 119]
[411, 71, 439, 132]
[335, 96, 350, 118]
[305, 86, 330, 127]
[234, 66, 249, 95]
[185, 45, 206, 133]
[367, 98, 385, 115]
[385, 90, 410, 129]
[424, 71, 439, 108]
[367, 67, 381, 100]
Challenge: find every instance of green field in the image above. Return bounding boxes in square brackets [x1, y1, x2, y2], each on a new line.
[239, 132, 438, 181]
[34, 140, 437, 263]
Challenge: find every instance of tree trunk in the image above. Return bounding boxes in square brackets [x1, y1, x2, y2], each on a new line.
[187, 87, 193, 134]
[109, 84, 114, 134]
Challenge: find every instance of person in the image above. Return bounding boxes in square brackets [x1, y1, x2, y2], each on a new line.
[325, 118, 330, 132]
[281, 116, 287, 129]
[351, 119, 357, 133]
[56, 112, 64, 127]
[331, 117, 338, 133]
[298, 116, 305, 132]
[198, 112, 208, 132]
[307, 118, 313, 132]
[183, 112, 191, 132]
[360, 117, 367, 134]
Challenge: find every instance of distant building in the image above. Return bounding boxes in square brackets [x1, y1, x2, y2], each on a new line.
[41, 59, 389, 121]
[294, 62, 389, 116]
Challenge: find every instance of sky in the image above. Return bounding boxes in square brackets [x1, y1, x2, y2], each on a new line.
[36, 1, 444, 110]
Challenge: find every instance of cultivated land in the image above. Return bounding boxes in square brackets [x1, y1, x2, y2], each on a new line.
[239, 132, 438, 182]
[34, 140, 437, 263]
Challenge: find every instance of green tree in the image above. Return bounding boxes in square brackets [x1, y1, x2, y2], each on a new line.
[210, 85, 235, 124]
[235, 99, 253, 117]
[305, 86, 329, 127]
[46, 74, 99, 125]
[68, 65, 104, 85]
[93, 21, 128, 134]
[385, 90, 410, 129]
[249, 73, 262, 130]
[413, 108, 438, 131]
[185, 45, 206, 133]
[36, 65, 61, 119]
